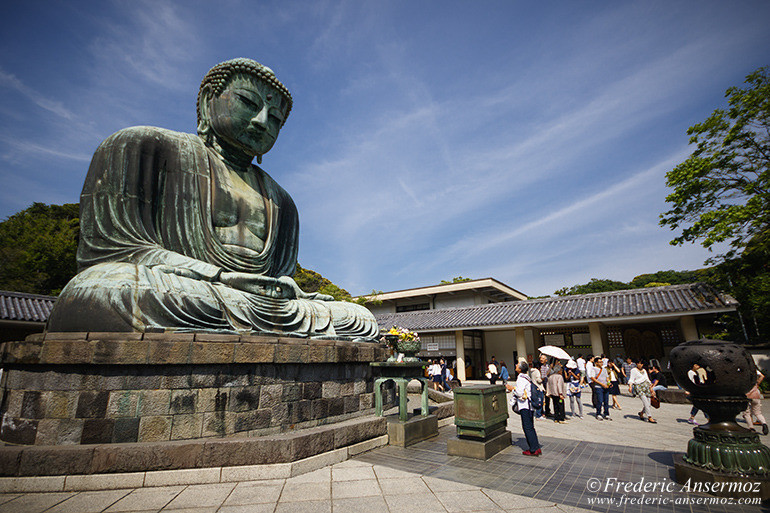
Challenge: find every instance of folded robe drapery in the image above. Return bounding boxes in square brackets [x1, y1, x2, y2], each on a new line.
[47, 126, 378, 339]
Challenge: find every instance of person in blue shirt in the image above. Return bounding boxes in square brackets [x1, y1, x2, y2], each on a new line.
[500, 361, 510, 386]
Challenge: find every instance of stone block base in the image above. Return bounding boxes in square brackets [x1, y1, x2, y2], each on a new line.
[386, 414, 438, 447]
[447, 430, 512, 460]
[0, 415, 386, 477]
[0, 333, 390, 445]
[674, 454, 770, 500]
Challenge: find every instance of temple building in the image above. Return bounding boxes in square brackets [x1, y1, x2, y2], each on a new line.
[360, 279, 738, 381]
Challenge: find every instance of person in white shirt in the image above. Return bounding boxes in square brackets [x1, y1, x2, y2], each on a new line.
[528, 365, 545, 419]
[487, 360, 499, 385]
[507, 361, 541, 456]
[576, 355, 586, 383]
[585, 356, 597, 410]
[627, 360, 657, 423]
[429, 360, 443, 391]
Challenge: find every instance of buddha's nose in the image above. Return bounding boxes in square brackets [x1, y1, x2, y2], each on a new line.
[251, 106, 269, 129]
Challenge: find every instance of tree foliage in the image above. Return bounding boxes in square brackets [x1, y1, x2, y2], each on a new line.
[553, 270, 713, 297]
[554, 278, 630, 296]
[293, 264, 353, 301]
[439, 276, 472, 284]
[708, 234, 770, 343]
[628, 269, 713, 288]
[0, 203, 80, 295]
[658, 66, 770, 343]
[659, 66, 770, 262]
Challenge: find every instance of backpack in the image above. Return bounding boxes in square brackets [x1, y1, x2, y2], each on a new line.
[517, 374, 543, 410]
[529, 379, 543, 410]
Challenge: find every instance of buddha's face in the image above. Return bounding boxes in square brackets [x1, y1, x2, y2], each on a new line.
[205, 73, 286, 157]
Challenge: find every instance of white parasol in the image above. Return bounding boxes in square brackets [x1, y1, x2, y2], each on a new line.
[538, 345, 571, 360]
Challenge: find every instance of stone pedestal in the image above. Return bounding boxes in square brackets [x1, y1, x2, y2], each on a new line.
[0, 332, 388, 445]
[674, 454, 770, 500]
[447, 430, 511, 460]
[682, 425, 770, 474]
[449, 384, 510, 460]
[386, 414, 438, 447]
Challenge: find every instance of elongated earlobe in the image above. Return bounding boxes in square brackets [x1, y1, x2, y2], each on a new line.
[197, 85, 212, 137]
[257, 154, 262, 164]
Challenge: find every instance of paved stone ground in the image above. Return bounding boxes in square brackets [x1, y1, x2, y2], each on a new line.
[1, 388, 767, 512]
[502, 385, 720, 452]
[0, 459, 592, 513]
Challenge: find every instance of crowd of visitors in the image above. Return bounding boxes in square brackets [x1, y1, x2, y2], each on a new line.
[504, 353, 768, 434]
[426, 358, 454, 392]
[419, 349, 769, 461]
[426, 350, 768, 449]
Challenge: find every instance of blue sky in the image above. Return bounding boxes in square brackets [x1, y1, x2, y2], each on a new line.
[1, 1, 769, 297]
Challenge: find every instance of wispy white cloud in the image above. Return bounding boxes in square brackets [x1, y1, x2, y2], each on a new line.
[87, 1, 199, 91]
[0, 68, 75, 119]
[451, 156, 679, 256]
[397, 177, 420, 207]
[0, 136, 92, 162]
[2, 1, 768, 298]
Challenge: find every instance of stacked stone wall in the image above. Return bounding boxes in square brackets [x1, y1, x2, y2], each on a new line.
[0, 333, 394, 445]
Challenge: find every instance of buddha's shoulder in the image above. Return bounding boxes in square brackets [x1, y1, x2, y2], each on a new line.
[100, 126, 203, 149]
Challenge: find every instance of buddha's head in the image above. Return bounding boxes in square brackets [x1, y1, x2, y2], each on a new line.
[197, 58, 293, 163]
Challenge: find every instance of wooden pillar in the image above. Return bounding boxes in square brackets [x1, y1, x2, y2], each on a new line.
[515, 327, 527, 363]
[680, 315, 699, 341]
[589, 322, 608, 356]
[455, 330, 466, 381]
[531, 327, 542, 349]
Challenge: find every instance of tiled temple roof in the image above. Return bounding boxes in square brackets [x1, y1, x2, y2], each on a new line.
[0, 290, 56, 323]
[375, 283, 737, 331]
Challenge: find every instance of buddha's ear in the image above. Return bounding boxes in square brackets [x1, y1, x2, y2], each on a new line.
[197, 84, 213, 136]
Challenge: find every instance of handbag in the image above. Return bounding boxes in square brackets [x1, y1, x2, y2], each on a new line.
[509, 394, 521, 414]
[748, 385, 761, 400]
[650, 395, 660, 408]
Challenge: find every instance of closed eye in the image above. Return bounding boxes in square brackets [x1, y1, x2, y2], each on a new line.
[236, 93, 259, 109]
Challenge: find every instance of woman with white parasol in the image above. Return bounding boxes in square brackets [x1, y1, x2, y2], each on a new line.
[538, 345, 571, 361]
[538, 346, 570, 420]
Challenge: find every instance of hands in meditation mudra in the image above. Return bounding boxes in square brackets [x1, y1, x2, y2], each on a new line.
[48, 58, 379, 340]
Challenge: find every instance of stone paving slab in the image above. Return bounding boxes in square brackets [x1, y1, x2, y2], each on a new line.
[1, 390, 767, 512]
[0, 459, 593, 513]
[500, 388, 718, 452]
[353, 423, 766, 513]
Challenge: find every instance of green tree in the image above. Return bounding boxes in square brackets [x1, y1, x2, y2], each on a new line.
[707, 235, 770, 343]
[0, 203, 80, 295]
[659, 66, 769, 262]
[439, 276, 472, 284]
[554, 278, 630, 296]
[354, 289, 383, 306]
[293, 264, 354, 301]
[628, 269, 712, 288]
[659, 66, 770, 342]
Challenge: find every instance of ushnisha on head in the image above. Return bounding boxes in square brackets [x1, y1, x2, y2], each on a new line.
[197, 58, 293, 164]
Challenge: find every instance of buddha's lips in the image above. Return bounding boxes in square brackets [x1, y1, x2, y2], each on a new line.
[245, 128, 274, 145]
